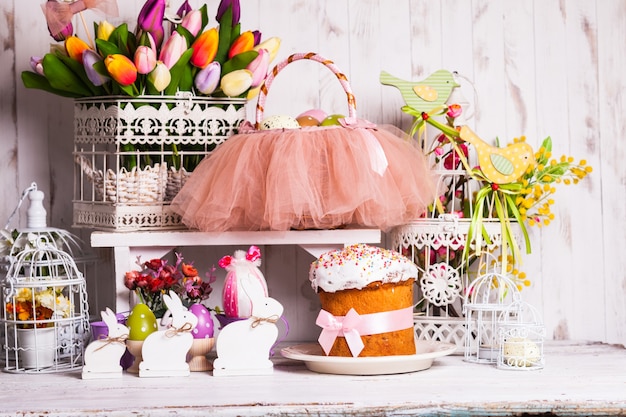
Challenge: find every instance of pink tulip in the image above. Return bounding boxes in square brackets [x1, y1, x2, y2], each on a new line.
[159, 32, 187, 69]
[134, 45, 157, 74]
[104, 54, 138, 86]
[246, 48, 269, 88]
[181, 10, 203, 37]
[194, 61, 221, 94]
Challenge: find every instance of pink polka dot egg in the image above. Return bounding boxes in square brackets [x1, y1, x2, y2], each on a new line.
[189, 303, 214, 339]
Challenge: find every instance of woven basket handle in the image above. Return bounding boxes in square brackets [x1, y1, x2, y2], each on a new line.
[255, 52, 357, 128]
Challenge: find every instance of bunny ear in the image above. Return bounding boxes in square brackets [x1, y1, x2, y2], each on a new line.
[240, 277, 264, 302]
[163, 291, 183, 310]
[101, 307, 116, 327]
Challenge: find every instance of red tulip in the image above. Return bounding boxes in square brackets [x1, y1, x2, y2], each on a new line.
[190, 28, 218, 69]
[104, 54, 138, 86]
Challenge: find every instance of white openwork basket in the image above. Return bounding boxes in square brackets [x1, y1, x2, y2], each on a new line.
[73, 93, 246, 230]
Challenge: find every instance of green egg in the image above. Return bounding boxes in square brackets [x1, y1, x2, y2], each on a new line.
[126, 303, 158, 341]
[320, 114, 346, 126]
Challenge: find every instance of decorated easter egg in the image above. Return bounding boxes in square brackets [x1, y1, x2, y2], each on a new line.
[296, 115, 320, 127]
[126, 303, 158, 341]
[297, 109, 327, 123]
[189, 303, 214, 339]
[260, 115, 301, 130]
[320, 114, 346, 126]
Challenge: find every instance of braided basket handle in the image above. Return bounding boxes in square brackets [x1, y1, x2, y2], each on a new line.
[255, 52, 357, 128]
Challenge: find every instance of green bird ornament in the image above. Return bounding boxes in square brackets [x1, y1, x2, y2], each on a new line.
[380, 69, 459, 115]
[459, 125, 535, 185]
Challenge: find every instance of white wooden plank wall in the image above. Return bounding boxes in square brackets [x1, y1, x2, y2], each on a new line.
[0, 0, 624, 347]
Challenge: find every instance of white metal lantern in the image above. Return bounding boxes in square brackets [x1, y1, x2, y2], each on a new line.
[463, 272, 520, 364]
[496, 299, 545, 370]
[1, 184, 90, 373]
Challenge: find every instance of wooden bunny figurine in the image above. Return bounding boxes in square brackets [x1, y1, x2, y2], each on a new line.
[139, 291, 198, 378]
[82, 308, 129, 379]
[213, 281, 284, 376]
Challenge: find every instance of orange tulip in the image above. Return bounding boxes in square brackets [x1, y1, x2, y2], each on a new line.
[65, 36, 91, 64]
[104, 54, 138, 86]
[191, 28, 218, 69]
[228, 31, 254, 59]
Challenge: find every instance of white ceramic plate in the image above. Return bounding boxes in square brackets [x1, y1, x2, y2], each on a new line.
[280, 340, 456, 375]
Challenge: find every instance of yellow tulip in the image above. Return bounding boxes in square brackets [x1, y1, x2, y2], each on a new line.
[220, 69, 253, 97]
[253, 37, 281, 62]
[97, 21, 116, 41]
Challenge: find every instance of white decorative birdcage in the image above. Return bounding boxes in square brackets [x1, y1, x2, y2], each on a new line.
[496, 299, 545, 370]
[463, 272, 520, 364]
[72, 93, 246, 230]
[1, 184, 92, 373]
[391, 79, 524, 353]
[1, 237, 90, 373]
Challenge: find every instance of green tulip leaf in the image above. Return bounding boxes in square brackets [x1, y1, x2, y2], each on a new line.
[21, 71, 82, 98]
[199, 4, 209, 30]
[222, 50, 258, 75]
[41, 54, 93, 96]
[215, 7, 233, 64]
[55, 53, 105, 96]
[96, 39, 122, 58]
[176, 26, 195, 48]
[109, 23, 131, 56]
[164, 48, 193, 96]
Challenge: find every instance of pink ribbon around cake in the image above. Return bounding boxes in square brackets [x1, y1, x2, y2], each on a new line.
[315, 306, 414, 357]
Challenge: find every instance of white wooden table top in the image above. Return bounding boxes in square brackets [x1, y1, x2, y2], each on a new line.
[0, 341, 624, 417]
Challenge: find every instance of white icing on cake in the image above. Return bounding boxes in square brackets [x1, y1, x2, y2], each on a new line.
[309, 244, 418, 293]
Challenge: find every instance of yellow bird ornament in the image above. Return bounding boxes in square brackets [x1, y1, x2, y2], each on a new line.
[459, 125, 534, 185]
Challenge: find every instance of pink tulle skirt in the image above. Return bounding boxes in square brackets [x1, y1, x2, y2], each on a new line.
[171, 123, 437, 232]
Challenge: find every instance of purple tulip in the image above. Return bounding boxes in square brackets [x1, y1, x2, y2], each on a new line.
[176, 0, 192, 18]
[48, 21, 73, 42]
[137, 0, 166, 48]
[29, 56, 45, 76]
[83, 49, 110, 86]
[216, 0, 240, 26]
[194, 61, 221, 95]
[252, 30, 261, 46]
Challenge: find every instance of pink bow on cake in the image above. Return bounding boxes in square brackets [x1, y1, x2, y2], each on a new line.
[315, 306, 414, 357]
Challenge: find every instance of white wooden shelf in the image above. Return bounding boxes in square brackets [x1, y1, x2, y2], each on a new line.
[1, 341, 624, 416]
[90, 228, 382, 311]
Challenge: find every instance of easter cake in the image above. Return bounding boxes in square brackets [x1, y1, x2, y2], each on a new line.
[309, 244, 418, 357]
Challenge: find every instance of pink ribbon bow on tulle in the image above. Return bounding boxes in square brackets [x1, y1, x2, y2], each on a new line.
[339, 117, 388, 176]
[316, 308, 365, 357]
[43, 0, 120, 37]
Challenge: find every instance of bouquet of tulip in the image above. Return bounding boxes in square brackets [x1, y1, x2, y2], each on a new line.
[123, 252, 216, 318]
[5, 287, 72, 329]
[22, 0, 280, 99]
